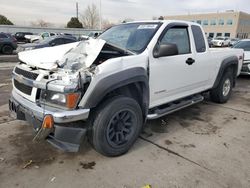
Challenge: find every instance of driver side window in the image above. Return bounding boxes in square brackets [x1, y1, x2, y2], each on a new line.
[42, 33, 49, 38]
[160, 27, 191, 55]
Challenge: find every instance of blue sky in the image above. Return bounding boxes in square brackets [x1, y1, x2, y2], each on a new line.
[0, 0, 249, 26]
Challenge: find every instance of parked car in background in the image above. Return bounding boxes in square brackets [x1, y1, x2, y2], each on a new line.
[88, 31, 102, 38]
[14, 32, 33, 43]
[59, 33, 77, 40]
[25, 32, 58, 43]
[233, 39, 250, 75]
[17, 35, 77, 52]
[0, 32, 17, 54]
[79, 31, 102, 40]
[207, 37, 213, 47]
[212, 37, 231, 47]
[229, 38, 240, 46]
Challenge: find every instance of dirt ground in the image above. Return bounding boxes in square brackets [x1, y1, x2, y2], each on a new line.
[0, 62, 250, 188]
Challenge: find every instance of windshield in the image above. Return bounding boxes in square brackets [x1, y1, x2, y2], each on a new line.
[233, 41, 250, 51]
[98, 22, 161, 53]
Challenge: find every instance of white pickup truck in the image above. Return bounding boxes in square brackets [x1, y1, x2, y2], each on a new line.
[9, 20, 244, 156]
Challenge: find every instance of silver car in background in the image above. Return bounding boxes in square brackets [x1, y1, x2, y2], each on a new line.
[233, 39, 250, 75]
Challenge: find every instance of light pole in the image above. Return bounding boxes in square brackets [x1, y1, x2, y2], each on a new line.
[99, 0, 102, 30]
[76, 2, 79, 20]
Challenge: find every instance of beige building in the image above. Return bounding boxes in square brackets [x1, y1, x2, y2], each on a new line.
[165, 11, 250, 39]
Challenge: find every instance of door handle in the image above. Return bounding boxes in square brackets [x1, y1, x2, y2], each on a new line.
[186, 58, 195, 65]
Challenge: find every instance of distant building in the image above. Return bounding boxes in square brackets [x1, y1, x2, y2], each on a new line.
[164, 11, 250, 39]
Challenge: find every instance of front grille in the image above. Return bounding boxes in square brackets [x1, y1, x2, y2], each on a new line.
[15, 67, 39, 80]
[14, 79, 32, 95]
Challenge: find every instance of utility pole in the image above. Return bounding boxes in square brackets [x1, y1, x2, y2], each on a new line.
[76, 2, 79, 19]
[99, 0, 102, 30]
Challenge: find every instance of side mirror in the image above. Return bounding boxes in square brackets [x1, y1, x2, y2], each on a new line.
[153, 43, 178, 58]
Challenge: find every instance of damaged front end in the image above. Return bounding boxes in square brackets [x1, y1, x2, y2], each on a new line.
[10, 63, 91, 152]
[9, 38, 133, 152]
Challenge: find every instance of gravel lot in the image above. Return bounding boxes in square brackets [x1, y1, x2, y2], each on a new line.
[0, 62, 250, 188]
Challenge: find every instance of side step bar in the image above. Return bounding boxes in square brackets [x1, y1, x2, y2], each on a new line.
[147, 94, 204, 120]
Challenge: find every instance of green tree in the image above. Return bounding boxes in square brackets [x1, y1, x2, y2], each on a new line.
[0, 15, 14, 25]
[158, 16, 164, 20]
[67, 17, 83, 28]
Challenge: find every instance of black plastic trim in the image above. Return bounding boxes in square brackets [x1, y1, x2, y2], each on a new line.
[213, 56, 239, 89]
[153, 22, 191, 57]
[84, 67, 149, 111]
[157, 22, 189, 42]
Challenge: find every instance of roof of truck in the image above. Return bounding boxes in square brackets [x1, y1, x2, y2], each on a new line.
[127, 20, 200, 26]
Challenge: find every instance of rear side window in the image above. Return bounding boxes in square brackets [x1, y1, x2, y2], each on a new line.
[160, 27, 191, 55]
[42, 33, 50, 38]
[0, 33, 8, 39]
[191, 25, 206, 53]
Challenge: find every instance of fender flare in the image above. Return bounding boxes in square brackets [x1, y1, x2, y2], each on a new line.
[213, 56, 238, 89]
[82, 67, 149, 112]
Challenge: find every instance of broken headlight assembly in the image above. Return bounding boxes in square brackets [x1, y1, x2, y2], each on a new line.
[39, 90, 81, 110]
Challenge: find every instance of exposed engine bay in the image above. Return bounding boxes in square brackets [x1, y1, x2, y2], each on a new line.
[14, 39, 134, 96]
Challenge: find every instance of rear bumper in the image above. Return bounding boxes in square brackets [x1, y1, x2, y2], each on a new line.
[9, 90, 90, 152]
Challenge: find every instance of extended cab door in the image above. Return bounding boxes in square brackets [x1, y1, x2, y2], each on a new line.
[149, 23, 210, 108]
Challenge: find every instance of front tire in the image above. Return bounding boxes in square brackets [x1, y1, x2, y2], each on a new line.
[89, 96, 143, 157]
[210, 70, 233, 103]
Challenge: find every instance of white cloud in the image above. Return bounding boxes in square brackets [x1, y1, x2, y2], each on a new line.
[0, 0, 249, 26]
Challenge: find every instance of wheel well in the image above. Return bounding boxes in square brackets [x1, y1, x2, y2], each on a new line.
[2, 43, 13, 48]
[225, 64, 237, 87]
[1, 44, 13, 53]
[99, 82, 149, 121]
[213, 58, 239, 89]
[2, 44, 13, 47]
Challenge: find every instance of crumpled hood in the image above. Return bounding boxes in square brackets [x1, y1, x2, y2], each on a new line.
[18, 39, 106, 70]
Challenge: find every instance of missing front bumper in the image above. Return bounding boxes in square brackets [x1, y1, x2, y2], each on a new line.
[9, 91, 89, 152]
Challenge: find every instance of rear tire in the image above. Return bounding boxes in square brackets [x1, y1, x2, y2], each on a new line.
[210, 70, 233, 103]
[88, 96, 143, 157]
[2, 45, 13, 55]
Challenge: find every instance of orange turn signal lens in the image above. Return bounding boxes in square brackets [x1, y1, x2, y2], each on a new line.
[42, 114, 54, 129]
[66, 93, 80, 109]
